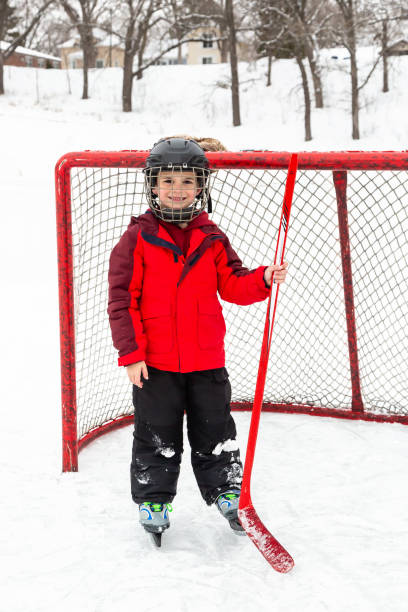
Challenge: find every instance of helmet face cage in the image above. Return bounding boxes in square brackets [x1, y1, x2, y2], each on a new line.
[144, 165, 211, 223]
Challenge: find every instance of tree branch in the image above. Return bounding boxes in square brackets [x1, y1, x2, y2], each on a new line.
[357, 51, 383, 92]
[3, 0, 56, 59]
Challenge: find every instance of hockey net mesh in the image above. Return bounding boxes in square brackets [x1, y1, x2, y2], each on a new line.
[68, 165, 408, 440]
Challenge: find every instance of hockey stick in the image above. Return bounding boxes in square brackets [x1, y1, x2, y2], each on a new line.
[238, 153, 298, 573]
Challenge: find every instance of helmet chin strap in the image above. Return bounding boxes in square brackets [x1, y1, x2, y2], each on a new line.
[159, 205, 196, 222]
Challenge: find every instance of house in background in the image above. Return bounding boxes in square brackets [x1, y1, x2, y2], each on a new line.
[59, 30, 124, 69]
[386, 39, 408, 56]
[148, 31, 218, 66]
[59, 25, 251, 69]
[186, 28, 222, 64]
[0, 41, 61, 68]
[152, 29, 251, 66]
[187, 29, 251, 64]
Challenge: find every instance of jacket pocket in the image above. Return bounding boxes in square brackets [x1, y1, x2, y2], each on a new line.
[197, 296, 226, 350]
[142, 304, 174, 354]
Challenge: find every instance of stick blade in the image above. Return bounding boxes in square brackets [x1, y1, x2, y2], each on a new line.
[238, 505, 294, 573]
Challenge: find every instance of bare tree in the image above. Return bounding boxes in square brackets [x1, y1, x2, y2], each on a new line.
[116, 0, 234, 114]
[214, 0, 228, 62]
[251, 0, 313, 140]
[17, 1, 75, 57]
[166, 0, 245, 125]
[59, 0, 109, 99]
[120, 0, 163, 112]
[96, 0, 241, 117]
[0, 0, 55, 95]
[225, 0, 240, 126]
[251, 0, 327, 107]
[183, 0, 229, 61]
[333, 1, 361, 138]
[289, 0, 326, 108]
[251, 0, 284, 86]
[162, 0, 202, 64]
[93, 0, 222, 111]
[380, 13, 389, 92]
[166, 0, 185, 64]
[371, 1, 407, 94]
[135, 19, 149, 78]
[296, 55, 312, 140]
[174, 0, 246, 125]
[331, 0, 387, 139]
[36, 15, 73, 58]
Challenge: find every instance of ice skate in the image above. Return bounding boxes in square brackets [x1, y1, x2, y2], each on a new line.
[215, 490, 246, 535]
[139, 502, 172, 547]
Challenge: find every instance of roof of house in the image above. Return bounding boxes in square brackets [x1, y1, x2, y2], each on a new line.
[97, 34, 124, 49]
[0, 40, 60, 61]
[59, 33, 124, 50]
[59, 38, 78, 49]
[387, 38, 408, 48]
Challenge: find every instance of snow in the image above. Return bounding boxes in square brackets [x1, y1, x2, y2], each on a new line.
[1, 52, 408, 611]
[152, 434, 176, 458]
[212, 438, 240, 455]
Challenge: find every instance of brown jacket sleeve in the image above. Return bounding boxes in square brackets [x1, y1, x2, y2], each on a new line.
[107, 224, 147, 366]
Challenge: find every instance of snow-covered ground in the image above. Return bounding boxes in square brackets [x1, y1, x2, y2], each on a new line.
[1, 52, 407, 611]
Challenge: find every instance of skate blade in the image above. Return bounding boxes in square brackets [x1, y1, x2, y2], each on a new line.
[142, 523, 168, 548]
[229, 518, 247, 536]
[150, 532, 162, 547]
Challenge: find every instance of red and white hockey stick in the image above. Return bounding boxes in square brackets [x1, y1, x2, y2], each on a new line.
[238, 153, 298, 573]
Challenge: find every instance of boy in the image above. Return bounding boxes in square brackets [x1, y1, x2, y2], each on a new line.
[108, 137, 288, 543]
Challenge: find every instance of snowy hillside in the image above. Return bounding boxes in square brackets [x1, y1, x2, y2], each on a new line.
[1, 52, 407, 611]
[2, 48, 408, 149]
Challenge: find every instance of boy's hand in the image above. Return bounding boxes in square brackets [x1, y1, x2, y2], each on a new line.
[126, 361, 149, 388]
[264, 261, 289, 287]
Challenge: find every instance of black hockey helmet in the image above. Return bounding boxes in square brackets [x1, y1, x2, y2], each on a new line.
[144, 138, 212, 223]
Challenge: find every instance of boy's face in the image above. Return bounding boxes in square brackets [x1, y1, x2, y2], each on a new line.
[152, 170, 202, 209]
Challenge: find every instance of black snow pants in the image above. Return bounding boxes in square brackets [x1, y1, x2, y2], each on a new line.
[130, 366, 243, 505]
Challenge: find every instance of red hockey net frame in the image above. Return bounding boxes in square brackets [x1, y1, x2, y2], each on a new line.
[56, 150, 408, 472]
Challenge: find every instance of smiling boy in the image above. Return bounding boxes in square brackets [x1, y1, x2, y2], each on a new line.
[108, 137, 288, 544]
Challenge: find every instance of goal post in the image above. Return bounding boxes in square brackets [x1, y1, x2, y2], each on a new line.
[56, 150, 408, 472]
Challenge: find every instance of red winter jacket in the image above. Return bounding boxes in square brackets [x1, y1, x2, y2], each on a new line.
[108, 209, 270, 373]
